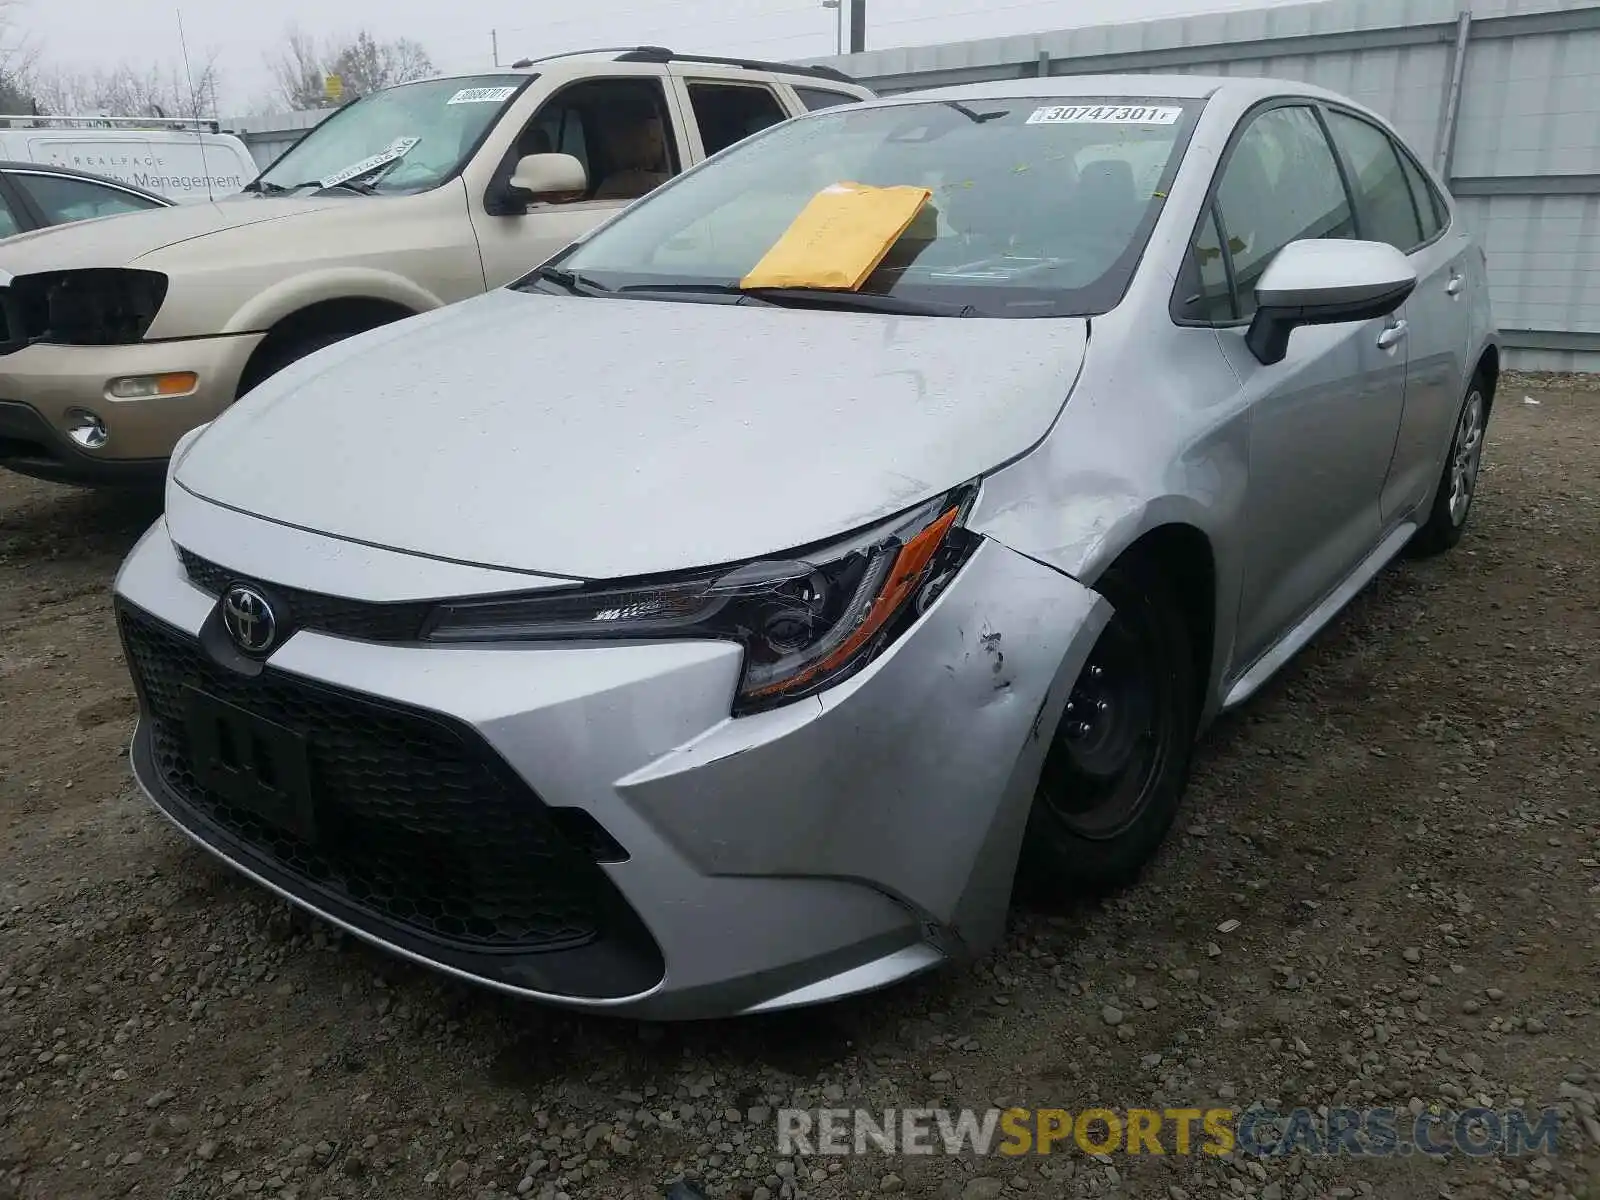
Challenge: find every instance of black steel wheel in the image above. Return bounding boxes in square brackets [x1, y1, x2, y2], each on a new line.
[1019, 554, 1197, 896]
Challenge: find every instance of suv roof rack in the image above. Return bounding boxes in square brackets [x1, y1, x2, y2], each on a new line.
[508, 45, 857, 85]
[0, 113, 221, 133]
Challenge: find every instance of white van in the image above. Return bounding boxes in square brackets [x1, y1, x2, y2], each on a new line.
[0, 116, 257, 204]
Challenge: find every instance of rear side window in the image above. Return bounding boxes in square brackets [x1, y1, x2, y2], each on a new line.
[1324, 110, 1424, 253]
[1395, 146, 1445, 242]
[794, 86, 861, 112]
[687, 82, 789, 156]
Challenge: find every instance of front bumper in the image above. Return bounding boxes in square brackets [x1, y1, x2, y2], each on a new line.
[0, 335, 262, 484]
[113, 498, 1109, 1019]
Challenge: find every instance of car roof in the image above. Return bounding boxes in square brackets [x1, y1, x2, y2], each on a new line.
[425, 46, 863, 88]
[0, 160, 173, 202]
[867, 72, 1359, 108]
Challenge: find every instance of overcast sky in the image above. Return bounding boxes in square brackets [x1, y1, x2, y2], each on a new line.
[18, 0, 1283, 113]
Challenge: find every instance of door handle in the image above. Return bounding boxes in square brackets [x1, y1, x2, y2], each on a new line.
[1377, 319, 1408, 350]
[1446, 273, 1464, 296]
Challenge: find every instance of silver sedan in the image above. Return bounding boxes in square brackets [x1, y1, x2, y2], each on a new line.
[113, 73, 1498, 1019]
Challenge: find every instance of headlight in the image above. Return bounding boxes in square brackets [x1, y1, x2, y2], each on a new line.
[423, 485, 981, 714]
[7, 269, 168, 347]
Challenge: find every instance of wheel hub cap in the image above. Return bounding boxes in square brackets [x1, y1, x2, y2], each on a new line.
[1448, 391, 1485, 526]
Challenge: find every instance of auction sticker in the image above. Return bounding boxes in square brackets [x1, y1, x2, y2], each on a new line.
[447, 86, 519, 105]
[1026, 104, 1183, 125]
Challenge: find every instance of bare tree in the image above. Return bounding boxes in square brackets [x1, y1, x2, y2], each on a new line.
[268, 25, 435, 110]
[30, 55, 223, 119]
[0, 0, 42, 113]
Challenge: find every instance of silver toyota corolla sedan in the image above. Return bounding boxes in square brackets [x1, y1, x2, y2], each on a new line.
[113, 74, 1498, 1019]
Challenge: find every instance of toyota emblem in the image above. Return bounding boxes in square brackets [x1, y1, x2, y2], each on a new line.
[221, 585, 277, 654]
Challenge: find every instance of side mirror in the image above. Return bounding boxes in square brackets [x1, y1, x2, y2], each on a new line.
[508, 153, 587, 201]
[1246, 239, 1417, 366]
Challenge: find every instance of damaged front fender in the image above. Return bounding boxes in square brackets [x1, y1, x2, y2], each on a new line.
[615, 536, 1111, 957]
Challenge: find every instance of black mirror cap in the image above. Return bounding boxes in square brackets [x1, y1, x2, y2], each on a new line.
[1245, 277, 1417, 366]
[483, 180, 533, 217]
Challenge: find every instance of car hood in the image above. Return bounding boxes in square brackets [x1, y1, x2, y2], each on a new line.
[0, 196, 343, 273]
[175, 288, 1088, 579]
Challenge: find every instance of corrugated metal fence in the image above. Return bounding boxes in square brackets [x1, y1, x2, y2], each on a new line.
[804, 0, 1600, 370]
[227, 0, 1600, 368]
[227, 109, 331, 171]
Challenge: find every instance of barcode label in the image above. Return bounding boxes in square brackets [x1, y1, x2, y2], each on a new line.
[447, 86, 518, 105]
[1026, 104, 1184, 126]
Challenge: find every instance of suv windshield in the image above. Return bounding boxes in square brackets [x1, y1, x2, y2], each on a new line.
[254, 74, 529, 195]
[551, 96, 1201, 317]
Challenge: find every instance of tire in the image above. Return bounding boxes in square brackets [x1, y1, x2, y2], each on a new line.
[236, 328, 361, 398]
[1408, 375, 1489, 558]
[1018, 554, 1198, 898]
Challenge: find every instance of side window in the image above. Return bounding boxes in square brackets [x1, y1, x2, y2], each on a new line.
[1394, 144, 1444, 242]
[1182, 206, 1235, 323]
[686, 82, 789, 157]
[794, 86, 860, 112]
[1207, 105, 1354, 321]
[12, 172, 163, 224]
[516, 78, 681, 204]
[0, 189, 22, 239]
[1324, 110, 1423, 253]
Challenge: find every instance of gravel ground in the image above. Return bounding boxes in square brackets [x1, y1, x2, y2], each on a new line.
[1, 379, 1597, 1200]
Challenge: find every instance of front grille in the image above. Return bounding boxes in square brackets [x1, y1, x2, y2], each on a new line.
[118, 601, 604, 951]
[177, 546, 433, 643]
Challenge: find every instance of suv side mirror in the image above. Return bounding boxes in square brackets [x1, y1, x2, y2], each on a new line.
[1246, 239, 1417, 366]
[509, 153, 588, 201]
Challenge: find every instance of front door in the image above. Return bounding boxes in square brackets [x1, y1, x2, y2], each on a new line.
[1204, 103, 1410, 670]
[465, 74, 694, 289]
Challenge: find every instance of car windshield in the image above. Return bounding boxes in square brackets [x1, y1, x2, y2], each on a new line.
[549, 96, 1201, 317]
[254, 74, 528, 195]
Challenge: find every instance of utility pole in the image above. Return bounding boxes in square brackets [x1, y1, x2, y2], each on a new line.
[821, 0, 842, 55]
[849, 0, 866, 54]
[492, 29, 500, 67]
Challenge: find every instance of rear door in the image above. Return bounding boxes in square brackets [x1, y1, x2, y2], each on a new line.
[1322, 106, 1471, 522]
[665, 68, 793, 162]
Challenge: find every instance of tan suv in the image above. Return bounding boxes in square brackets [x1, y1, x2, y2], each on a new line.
[0, 48, 871, 486]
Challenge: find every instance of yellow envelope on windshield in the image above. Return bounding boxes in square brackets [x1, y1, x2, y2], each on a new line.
[740, 182, 933, 292]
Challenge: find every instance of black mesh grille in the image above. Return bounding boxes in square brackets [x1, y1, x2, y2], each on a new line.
[176, 546, 432, 643]
[118, 601, 603, 952]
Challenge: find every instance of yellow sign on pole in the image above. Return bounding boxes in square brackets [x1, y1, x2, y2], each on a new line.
[324, 74, 343, 102]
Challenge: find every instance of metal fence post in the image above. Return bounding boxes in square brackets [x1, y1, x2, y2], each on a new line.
[1435, 9, 1473, 180]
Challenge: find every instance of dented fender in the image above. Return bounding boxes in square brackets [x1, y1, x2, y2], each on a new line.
[615, 536, 1111, 956]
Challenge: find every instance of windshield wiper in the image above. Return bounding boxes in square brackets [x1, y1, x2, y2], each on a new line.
[242, 179, 294, 196]
[526, 265, 611, 296]
[743, 287, 975, 317]
[311, 179, 379, 195]
[615, 281, 973, 316]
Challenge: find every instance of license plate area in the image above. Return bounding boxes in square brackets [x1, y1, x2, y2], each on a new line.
[182, 686, 317, 843]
